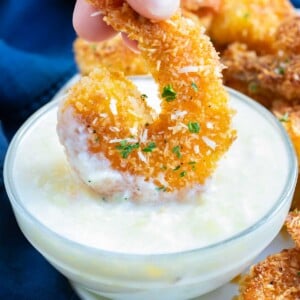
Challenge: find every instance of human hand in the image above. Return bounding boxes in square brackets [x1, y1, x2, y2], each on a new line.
[73, 0, 180, 50]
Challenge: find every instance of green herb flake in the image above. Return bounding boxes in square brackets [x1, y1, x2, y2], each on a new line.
[162, 84, 177, 102]
[279, 112, 289, 122]
[173, 165, 181, 171]
[188, 122, 200, 133]
[275, 66, 285, 75]
[248, 82, 258, 93]
[297, 271, 300, 276]
[142, 142, 156, 153]
[116, 140, 139, 158]
[191, 82, 199, 92]
[172, 145, 182, 158]
[141, 94, 148, 100]
[161, 165, 167, 170]
[188, 161, 196, 170]
[156, 186, 166, 192]
[180, 171, 187, 177]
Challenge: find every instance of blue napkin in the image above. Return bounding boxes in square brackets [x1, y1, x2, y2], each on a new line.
[0, 0, 78, 299]
[0, 1, 299, 299]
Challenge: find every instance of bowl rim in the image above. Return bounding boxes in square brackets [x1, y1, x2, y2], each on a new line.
[3, 75, 298, 259]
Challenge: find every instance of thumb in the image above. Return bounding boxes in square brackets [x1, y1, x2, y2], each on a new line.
[127, 0, 180, 20]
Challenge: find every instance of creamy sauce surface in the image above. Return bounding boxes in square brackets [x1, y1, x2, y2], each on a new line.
[13, 79, 289, 254]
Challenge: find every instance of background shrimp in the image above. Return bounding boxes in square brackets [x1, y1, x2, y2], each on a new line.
[58, 0, 235, 197]
[209, 0, 295, 54]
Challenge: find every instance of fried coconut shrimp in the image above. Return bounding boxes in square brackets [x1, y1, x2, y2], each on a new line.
[57, 0, 235, 201]
[276, 16, 300, 55]
[73, 1, 218, 77]
[271, 101, 300, 210]
[272, 100, 300, 165]
[74, 35, 148, 76]
[222, 43, 300, 107]
[209, 0, 295, 53]
[237, 248, 300, 299]
[286, 211, 300, 248]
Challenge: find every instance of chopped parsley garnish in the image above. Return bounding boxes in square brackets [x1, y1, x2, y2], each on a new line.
[116, 140, 139, 158]
[188, 122, 200, 133]
[297, 271, 300, 276]
[279, 112, 289, 122]
[142, 142, 156, 152]
[172, 145, 182, 158]
[156, 186, 166, 192]
[248, 82, 258, 93]
[162, 84, 177, 102]
[188, 161, 196, 170]
[161, 165, 167, 170]
[173, 165, 181, 171]
[191, 82, 199, 92]
[141, 94, 148, 100]
[275, 66, 285, 75]
[180, 171, 187, 177]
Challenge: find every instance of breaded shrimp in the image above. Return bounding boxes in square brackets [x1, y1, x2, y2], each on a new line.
[209, 0, 295, 53]
[272, 100, 300, 165]
[73, 7, 212, 77]
[276, 16, 300, 55]
[74, 35, 148, 76]
[286, 211, 300, 248]
[237, 248, 300, 299]
[222, 43, 300, 107]
[58, 1, 235, 200]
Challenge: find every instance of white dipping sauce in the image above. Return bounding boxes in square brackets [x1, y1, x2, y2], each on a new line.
[13, 78, 289, 254]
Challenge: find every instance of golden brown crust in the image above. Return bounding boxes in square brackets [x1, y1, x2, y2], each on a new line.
[65, 0, 235, 191]
[238, 248, 300, 300]
[74, 35, 148, 76]
[286, 211, 300, 248]
[209, 0, 295, 54]
[272, 100, 300, 166]
[222, 42, 300, 106]
[276, 16, 300, 55]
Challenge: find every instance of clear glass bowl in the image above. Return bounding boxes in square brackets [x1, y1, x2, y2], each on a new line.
[4, 76, 298, 300]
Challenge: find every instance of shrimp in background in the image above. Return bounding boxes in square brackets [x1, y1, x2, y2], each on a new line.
[209, 0, 295, 53]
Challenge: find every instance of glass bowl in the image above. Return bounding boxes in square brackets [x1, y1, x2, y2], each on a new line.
[4, 76, 298, 300]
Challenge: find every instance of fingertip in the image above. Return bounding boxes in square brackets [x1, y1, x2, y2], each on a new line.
[73, 0, 117, 42]
[127, 0, 180, 20]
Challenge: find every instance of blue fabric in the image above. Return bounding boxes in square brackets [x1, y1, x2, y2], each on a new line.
[0, 0, 78, 299]
[0, 0, 299, 299]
